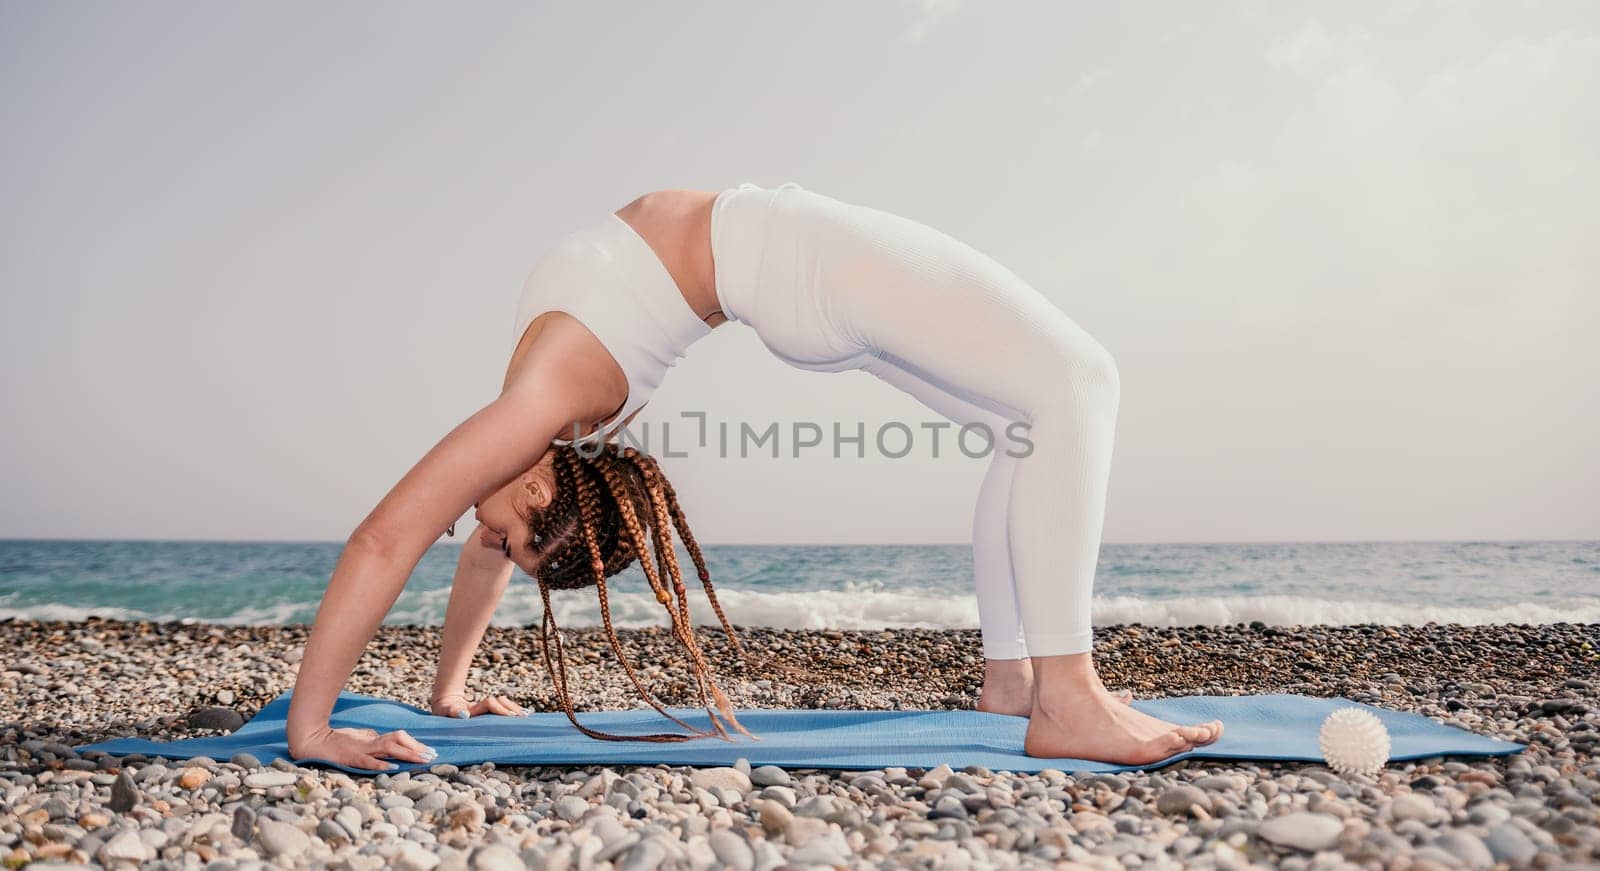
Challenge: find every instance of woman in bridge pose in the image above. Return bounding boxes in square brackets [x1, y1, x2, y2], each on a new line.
[285, 181, 1223, 770]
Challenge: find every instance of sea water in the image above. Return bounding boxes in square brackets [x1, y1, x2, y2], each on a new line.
[2, 539, 1596, 630]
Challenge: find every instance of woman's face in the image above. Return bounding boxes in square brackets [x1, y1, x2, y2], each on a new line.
[472, 453, 557, 573]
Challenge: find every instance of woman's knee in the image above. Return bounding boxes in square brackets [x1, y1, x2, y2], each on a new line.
[1030, 338, 1120, 425]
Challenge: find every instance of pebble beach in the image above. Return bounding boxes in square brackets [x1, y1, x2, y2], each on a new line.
[3, 619, 1597, 870]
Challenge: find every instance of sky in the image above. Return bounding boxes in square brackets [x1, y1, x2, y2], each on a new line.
[2, 0, 1596, 544]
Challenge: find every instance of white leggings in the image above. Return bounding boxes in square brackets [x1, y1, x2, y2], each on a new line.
[711, 183, 1121, 659]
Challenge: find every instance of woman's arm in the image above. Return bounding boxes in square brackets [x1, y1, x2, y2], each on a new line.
[428, 524, 525, 718]
[287, 316, 624, 768]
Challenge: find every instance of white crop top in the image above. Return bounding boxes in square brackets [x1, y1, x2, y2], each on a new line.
[512, 210, 712, 446]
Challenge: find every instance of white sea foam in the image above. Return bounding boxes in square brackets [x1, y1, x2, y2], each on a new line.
[495, 589, 1600, 630]
[1090, 594, 1600, 628]
[3, 588, 1594, 629]
[0, 601, 150, 622]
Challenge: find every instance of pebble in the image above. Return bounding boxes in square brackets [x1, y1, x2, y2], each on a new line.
[1485, 822, 1539, 865]
[1392, 792, 1441, 823]
[255, 818, 311, 858]
[709, 828, 755, 871]
[918, 763, 954, 789]
[1433, 830, 1495, 868]
[241, 770, 296, 790]
[107, 771, 139, 812]
[470, 844, 523, 871]
[230, 804, 256, 840]
[788, 828, 850, 866]
[97, 830, 149, 864]
[394, 839, 441, 870]
[749, 765, 791, 787]
[186, 706, 245, 732]
[619, 838, 667, 871]
[758, 799, 793, 835]
[1156, 784, 1213, 816]
[1, 621, 1593, 869]
[554, 795, 589, 822]
[1258, 811, 1343, 852]
[688, 767, 751, 794]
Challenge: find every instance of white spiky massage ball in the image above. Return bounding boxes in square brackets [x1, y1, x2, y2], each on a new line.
[1318, 707, 1391, 777]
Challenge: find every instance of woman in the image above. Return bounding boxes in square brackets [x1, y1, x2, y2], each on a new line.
[285, 182, 1224, 770]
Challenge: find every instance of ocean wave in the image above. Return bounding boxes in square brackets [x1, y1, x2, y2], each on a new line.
[1090, 594, 1600, 628]
[3, 589, 1595, 629]
[0, 601, 151, 622]
[498, 589, 1600, 631]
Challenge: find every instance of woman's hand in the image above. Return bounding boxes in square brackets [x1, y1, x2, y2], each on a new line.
[289, 725, 435, 771]
[430, 691, 527, 719]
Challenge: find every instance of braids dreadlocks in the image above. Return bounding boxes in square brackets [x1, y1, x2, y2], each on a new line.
[525, 443, 748, 742]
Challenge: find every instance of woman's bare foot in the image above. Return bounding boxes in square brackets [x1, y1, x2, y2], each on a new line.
[977, 658, 1131, 717]
[1022, 653, 1223, 764]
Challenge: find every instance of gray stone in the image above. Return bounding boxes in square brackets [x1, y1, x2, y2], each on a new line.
[1485, 822, 1539, 865]
[1258, 812, 1342, 852]
[231, 804, 257, 840]
[945, 773, 981, 794]
[107, 771, 139, 813]
[229, 752, 262, 769]
[1156, 785, 1213, 816]
[317, 818, 348, 843]
[1195, 775, 1243, 792]
[749, 765, 791, 787]
[188, 707, 245, 732]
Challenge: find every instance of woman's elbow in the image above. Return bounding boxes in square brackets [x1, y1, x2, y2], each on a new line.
[345, 521, 403, 565]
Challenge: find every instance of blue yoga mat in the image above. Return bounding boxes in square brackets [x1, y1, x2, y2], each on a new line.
[79, 691, 1524, 775]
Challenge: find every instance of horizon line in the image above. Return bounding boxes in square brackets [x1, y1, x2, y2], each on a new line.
[1, 536, 1595, 547]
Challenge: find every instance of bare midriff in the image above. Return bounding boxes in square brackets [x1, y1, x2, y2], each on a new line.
[613, 189, 728, 328]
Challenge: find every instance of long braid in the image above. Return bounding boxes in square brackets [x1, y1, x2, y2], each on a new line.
[634, 453, 694, 629]
[533, 452, 693, 743]
[628, 451, 751, 739]
[538, 577, 688, 742]
[594, 455, 730, 739]
[570, 449, 711, 738]
[656, 463, 745, 657]
[525, 442, 753, 742]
